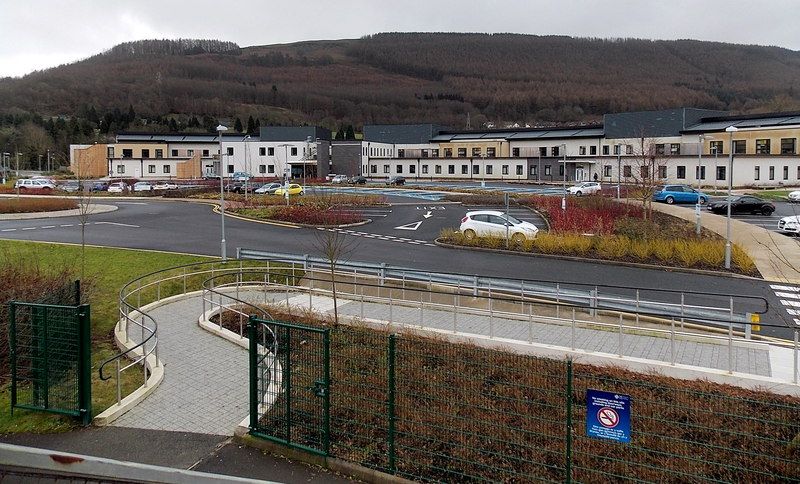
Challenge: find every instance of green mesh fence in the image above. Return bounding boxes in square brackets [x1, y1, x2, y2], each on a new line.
[248, 317, 800, 482]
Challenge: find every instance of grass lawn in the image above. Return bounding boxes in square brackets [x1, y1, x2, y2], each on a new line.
[744, 189, 796, 201]
[0, 240, 212, 434]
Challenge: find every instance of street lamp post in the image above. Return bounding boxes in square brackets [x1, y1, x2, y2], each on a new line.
[616, 144, 622, 199]
[724, 126, 738, 269]
[243, 135, 251, 202]
[277, 143, 291, 206]
[696, 134, 704, 236]
[561, 143, 567, 211]
[216, 124, 228, 261]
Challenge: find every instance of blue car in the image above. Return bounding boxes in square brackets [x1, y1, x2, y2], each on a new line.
[652, 185, 709, 205]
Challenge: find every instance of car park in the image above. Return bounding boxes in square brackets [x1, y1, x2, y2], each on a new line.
[778, 215, 800, 235]
[14, 178, 55, 190]
[107, 182, 128, 193]
[567, 181, 601, 196]
[349, 176, 367, 185]
[274, 183, 304, 196]
[58, 180, 82, 192]
[133, 182, 153, 192]
[231, 172, 251, 181]
[153, 181, 178, 190]
[788, 190, 800, 203]
[707, 195, 775, 215]
[459, 210, 539, 243]
[91, 181, 109, 192]
[331, 174, 349, 184]
[255, 182, 282, 194]
[653, 185, 709, 205]
[386, 176, 405, 186]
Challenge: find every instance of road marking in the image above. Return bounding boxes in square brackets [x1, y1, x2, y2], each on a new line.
[115, 202, 149, 205]
[94, 221, 141, 228]
[775, 292, 800, 300]
[780, 300, 800, 308]
[1, 228, 16, 232]
[394, 221, 423, 231]
[787, 309, 799, 316]
[41, 225, 56, 229]
[21, 227, 35, 230]
[771, 285, 800, 292]
[60, 224, 73, 227]
[423, 211, 433, 219]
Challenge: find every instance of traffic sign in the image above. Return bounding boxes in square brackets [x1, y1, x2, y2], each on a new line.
[586, 389, 631, 443]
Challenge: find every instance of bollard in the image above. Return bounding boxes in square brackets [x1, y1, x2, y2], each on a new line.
[453, 294, 458, 333]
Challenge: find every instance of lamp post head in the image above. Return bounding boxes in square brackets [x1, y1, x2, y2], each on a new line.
[216, 124, 228, 133]
[725, 126, 738, 133]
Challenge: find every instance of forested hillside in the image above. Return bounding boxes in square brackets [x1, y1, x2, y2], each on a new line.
[2, 33, 800, 168]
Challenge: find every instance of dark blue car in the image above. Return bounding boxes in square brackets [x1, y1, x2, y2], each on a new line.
[652, 185, 709, 205]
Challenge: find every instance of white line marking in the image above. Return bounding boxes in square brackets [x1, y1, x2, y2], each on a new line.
[94, 221, 141, 228]
[775, 292, 800, 300]
[21, 227, 35, 231]
[780, 300, 800, 308]
[770, 285, 799, 291]
[786, 309, 799, 316]
[414, 240, 427, 243]
[394, 221, 423, 231]
[115, 202, 148, 205]
[1, 228, 16, 232]
[60, 224, 73, 227]
[40, 225, 55, 229]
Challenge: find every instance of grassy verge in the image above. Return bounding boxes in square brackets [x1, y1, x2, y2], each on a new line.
[0, 241, 210, 433]
[744, 189, 795, 201]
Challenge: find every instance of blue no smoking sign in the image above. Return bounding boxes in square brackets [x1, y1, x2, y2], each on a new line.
[586, 389, 631, 443]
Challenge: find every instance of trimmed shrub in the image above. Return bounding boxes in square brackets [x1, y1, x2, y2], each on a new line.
[0, 198, 78, 213]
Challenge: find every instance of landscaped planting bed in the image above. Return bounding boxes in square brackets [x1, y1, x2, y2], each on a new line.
[0, 198, 78, 213]
[229, 193, 386, 226]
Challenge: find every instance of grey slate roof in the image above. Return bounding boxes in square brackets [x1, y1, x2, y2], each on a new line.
[683, 112, 800, 133]
[603, 108, 727, 138]
[258, 126, 331, 142]
[363, 124, 449, 144]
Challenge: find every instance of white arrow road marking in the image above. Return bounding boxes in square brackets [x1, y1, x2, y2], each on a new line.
[394, 221, 423, 231]
[423, 211, 433, 219]
[94, 221, 141, 228]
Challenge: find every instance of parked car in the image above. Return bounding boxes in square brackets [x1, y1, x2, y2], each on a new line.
[707, 195, 775, 215]
[58, 180, 82, 192]
[325, 174, 338, 182]
[653, 185, 709, 205]
[274, 183, 304, 196]
[14, 178, 55, 190]
[778, 215, 800, 235]
[225, 181, 257, 193]
[386, 176, 405, 186]
[459, 210, 539, 244]
[788, 190, 800, 203]
[107, 182, 129, 193]
[567, 181, 601, 196]
[349, 176, 367, 185]
[90, 181, 109, 192]
[153, 181, 179, 190]
[231, 172, 251, 181]
[255, 182, 282, 194]
[133, 182, 153, 192]
[331, 174, 349, 184]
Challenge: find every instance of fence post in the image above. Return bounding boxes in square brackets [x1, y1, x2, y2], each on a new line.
[74, 279, 81, 305]
[528, 303, 533, 344]
[680, 293, 685, 329]
[571, 308, 576, 350]
[489, 284, 494, 339]
[618, 313, 623, 357]
[183, 267, 187, 295]
[9, 302, 17, 411]
[248, 316, 258, 431]
[473, 275, 478, 297]
[590, 287, 598, 317]
[728, 296, 734, 374]
[323, 329, 331, 456]
[794, 330, 798, 385]
[389, 290, 393, 325]
[556, 283, 561, 319]
[387, 334, 397, 474]
[565, 358, 573, 484]
[380, 263, 386, 286]
[670, 318, 676, 366]
[78, 305, 92, 425]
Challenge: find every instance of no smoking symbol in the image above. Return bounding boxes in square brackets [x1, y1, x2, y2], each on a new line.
[597, 407, 619, 428]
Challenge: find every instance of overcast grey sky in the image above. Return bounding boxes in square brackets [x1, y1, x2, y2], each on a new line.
[1, 0, 798, 77]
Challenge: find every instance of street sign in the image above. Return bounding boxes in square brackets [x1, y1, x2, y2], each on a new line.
[586, 389, 631, 443]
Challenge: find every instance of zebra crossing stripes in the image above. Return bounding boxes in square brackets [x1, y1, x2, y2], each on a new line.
[770, 284, 800, 326]
[316, 227, 436, 247]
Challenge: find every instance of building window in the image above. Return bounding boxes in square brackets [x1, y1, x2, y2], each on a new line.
[187, 149, 194, 156]
[655, 144, 665, 155]
[461, 165, 468, 175]
[544, 166, 552, 176]
[709, 141, 723, 154]
[421, 150, 428, 158]
[142, 149, 150, 158]
[781, 138, 796, 154]
[559, 165, 565, 176]
[122, 149, 133, 158]
[676, 166, 685, 179]
[472, 147, 481, 157]
[539, 147, 547, 157]
[268, 165, 275, 174]
[658, 166, 667, 179]
[473, 165, 479, 175]
[383, 165, 390, 174]
[552, 146, 560, 157]
[370, 165, 377, 174]
[163, 165, 171, 174]
[604, 165, 612, 177]
[590, 146, 597, 155]
[487, 147, 496, 157]
[432, 149, 439, 157]
[267, 147, 274, 156]
[444, 148, 452, 158]
[755, 139, 770, 154]
[512, 147, 520, 157]
[435, 165, 442, 174]
[602, 145, 610, 156]
[148, 165, 156, 174]
[486, 165, 493, 175]
[448, 165, 455, 174]
[670, 144, 680, 155]
[625, 145, 633, 155]
[458, 148, 467, 157]
[798, 166, 800, 180]
[171, 149, 178, 157]
[754, 166, 760, 181]
[291, 147, 297, 156]
[259, 165, 266, 174]
[422, 165, 428, 174]
[116, 165, 125, 174]
[409, 164, 415, 174]
[530, 165, 538, 176]
[226, 147, 234, 156]
[623, 165, 632, 177]
[783, 166, 789, 180]
[769, 166, 775, 180]
[155, 149, 163, 158]
[640, 166, 649, 178]
[502, 165, 509, 175]
[259, 147, 266, 156]
[696, 166, 706, 180]
[227, 164, 234, 174]
[396, 165, 403, 174]
[613, 145, 620, 155]
[733, 140, 746, 154]
[516, 165, 523, 176]
[580, 146, 587, 155]
[398, 149, 405, 158]
[202, 149, 209, 157]
[716, 166, 726, 181]
[107, 147, 115, 158]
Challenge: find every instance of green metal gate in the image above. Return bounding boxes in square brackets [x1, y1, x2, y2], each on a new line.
[248, 316, 330, 455]
[9, 302, 91, 425]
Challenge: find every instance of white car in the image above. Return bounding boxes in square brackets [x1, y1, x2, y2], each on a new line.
[778, 215, 800, 235]
[133, 182, 153, 192]
[788, 190, 800, 203]
[331, 174, 348, 184]
[153, 181, 178, 190]
[567, 182, 601, 196]
[255, 182, 281, 194]
[459, 210, 539, 243]
[14, 179, 55, 190]
[107, 182, 128, 193]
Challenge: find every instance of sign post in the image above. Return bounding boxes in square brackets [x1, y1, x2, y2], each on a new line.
[586, 389, 631, 443]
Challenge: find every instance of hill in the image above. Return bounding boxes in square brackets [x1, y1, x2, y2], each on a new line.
[1, 33, 800, 165]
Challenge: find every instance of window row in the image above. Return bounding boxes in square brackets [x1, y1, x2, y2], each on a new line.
[709, 138, 796, 155]
[116, 164, 171, 174]
[371, 164, 527, 176]
[117, 148, 215, 158]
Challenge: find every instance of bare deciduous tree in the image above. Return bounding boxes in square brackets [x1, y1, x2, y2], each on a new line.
[623, 134, 670, 220]
[312, 228, 357, 324]
[72, 155, 95, 280]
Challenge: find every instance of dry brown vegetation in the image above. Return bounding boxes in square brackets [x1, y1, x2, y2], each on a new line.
[0, 198, 78, 213]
